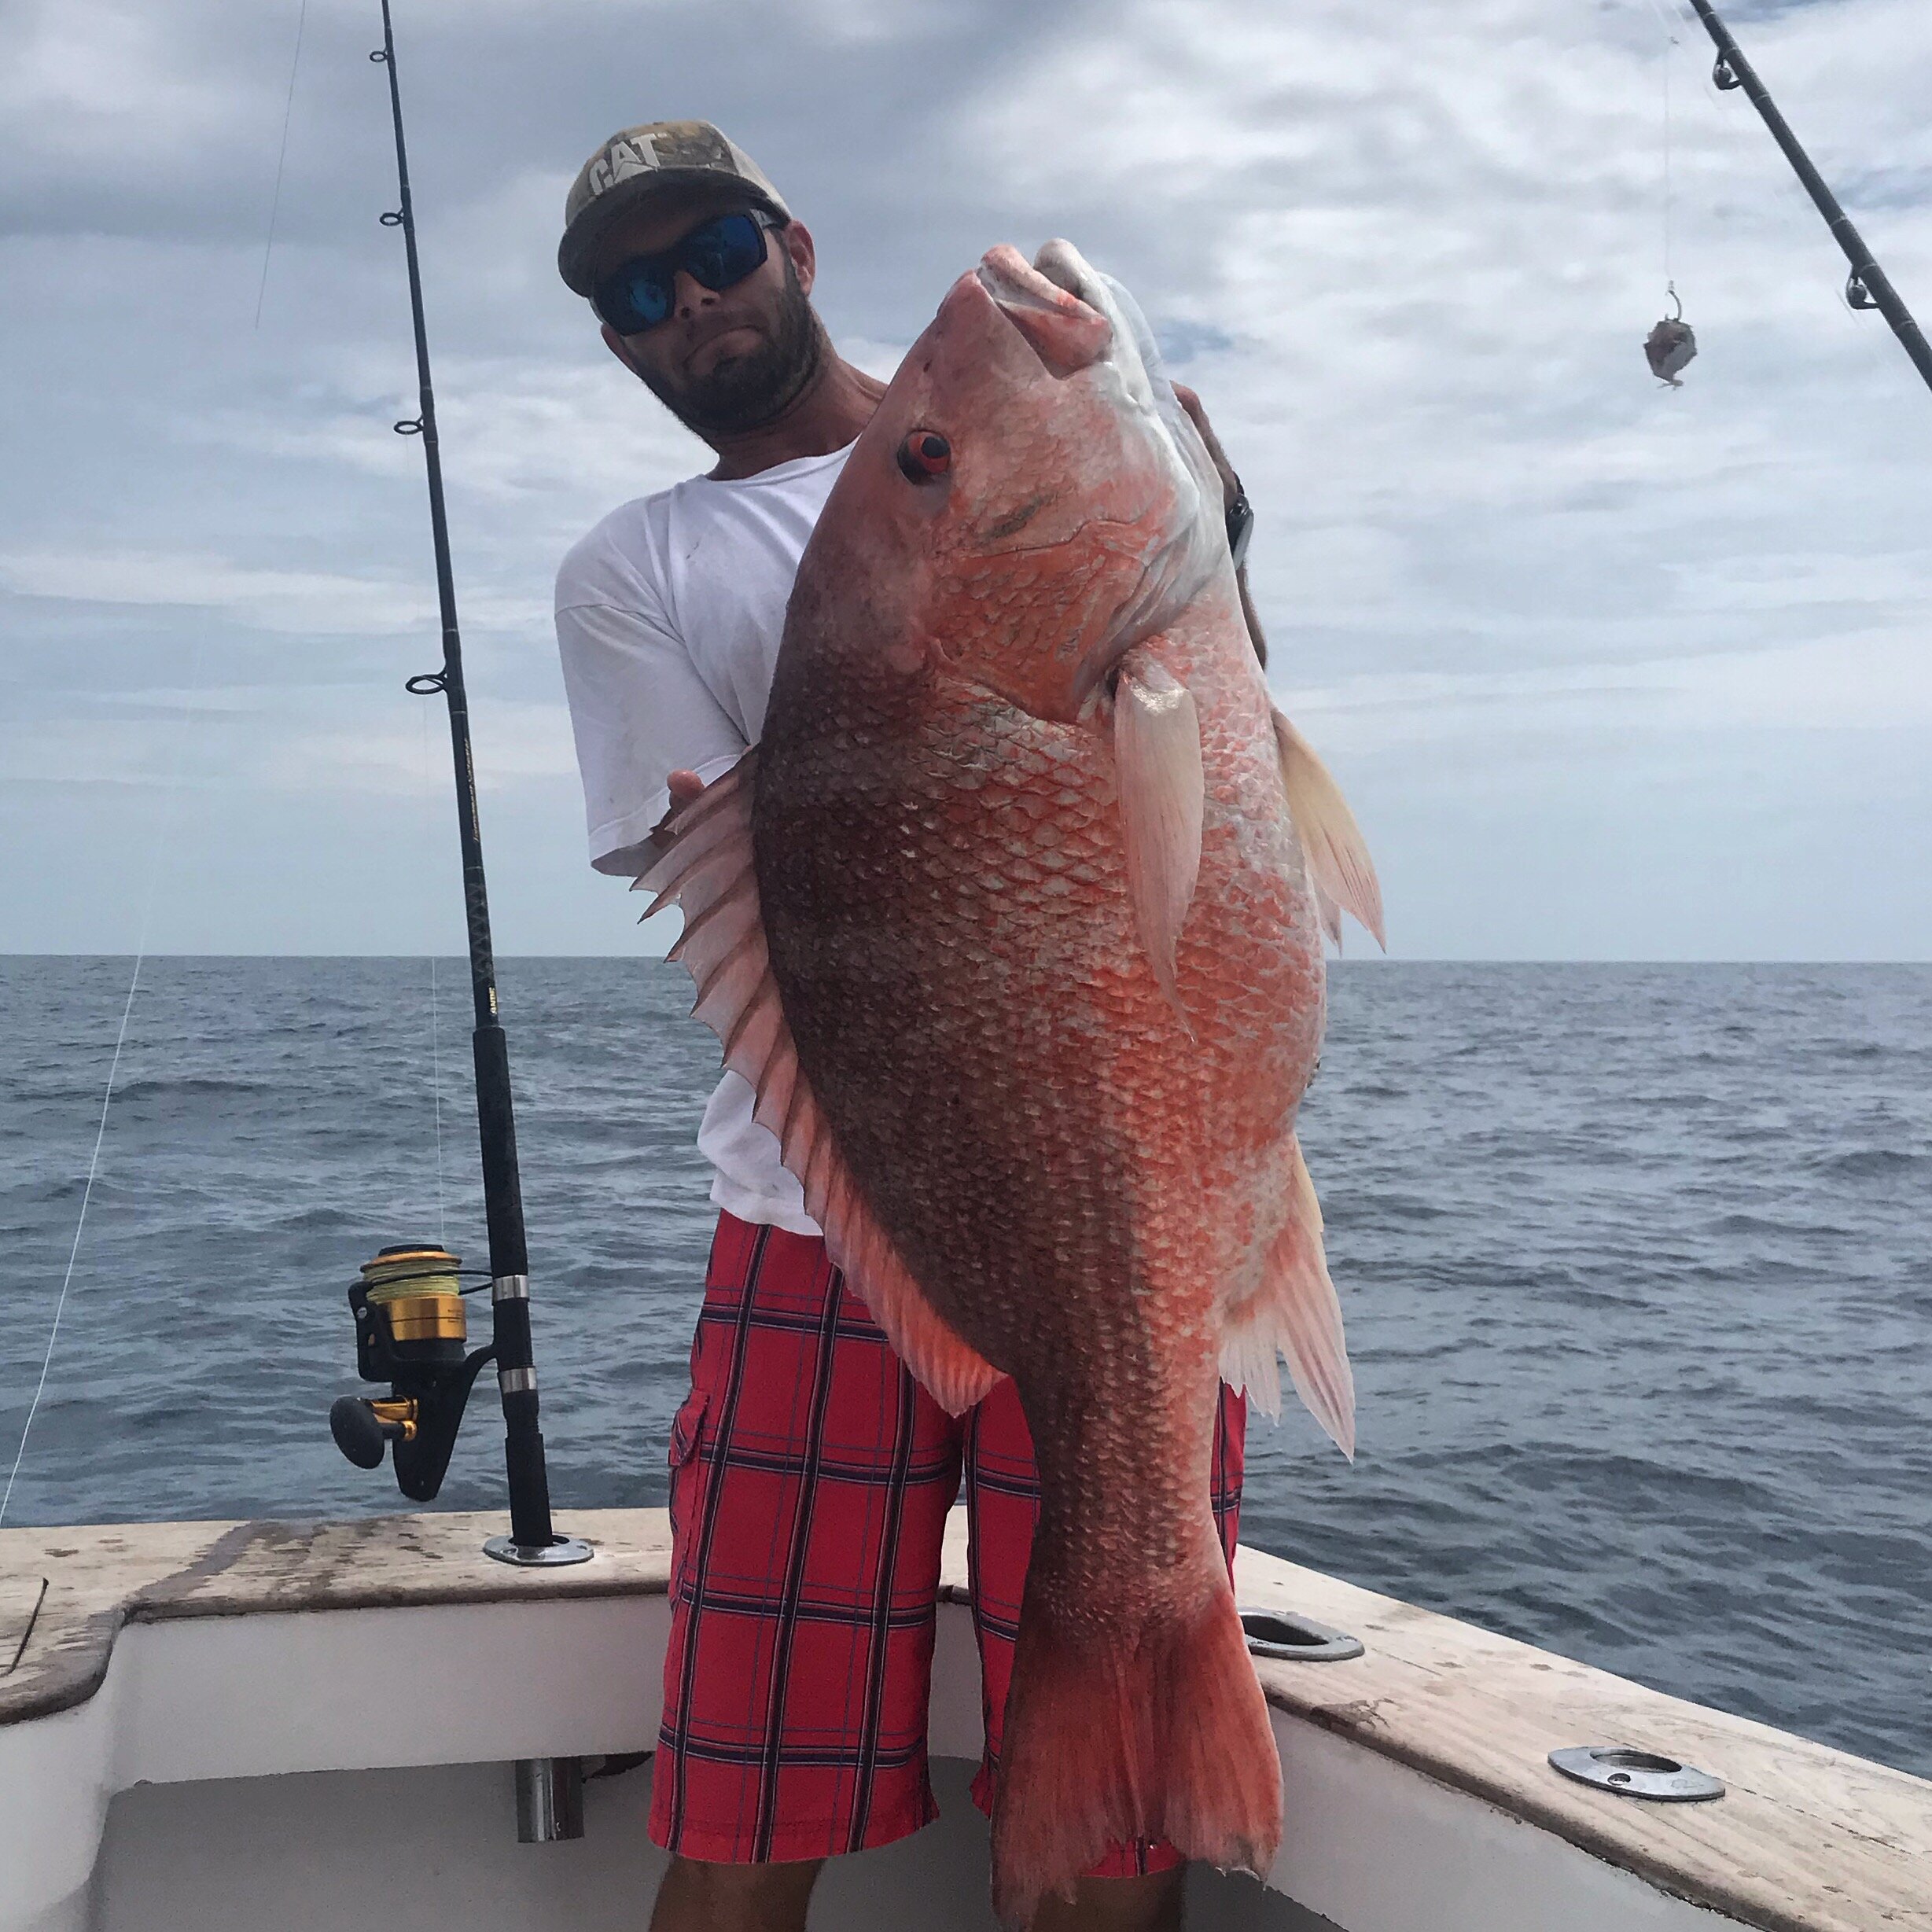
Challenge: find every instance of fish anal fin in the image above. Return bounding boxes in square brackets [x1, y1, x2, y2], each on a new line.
[642, 750, 1003, 1419]
[1220, 1138, 1356, 1459]
[1114, 659, 1204, 1022]
[1271, 708, 1385, 951]
[838, 1220, 1005, 1415]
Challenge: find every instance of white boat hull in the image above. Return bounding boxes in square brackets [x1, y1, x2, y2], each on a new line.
[2, 1511, 1925, 1931]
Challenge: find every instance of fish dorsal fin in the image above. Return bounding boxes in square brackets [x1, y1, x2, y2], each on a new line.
[1219, 1137, 1356, 1458]
[1271, 708, 1386, 950]
[1114, 660, 1204, 1021]
[637, 753, 1003, 1415]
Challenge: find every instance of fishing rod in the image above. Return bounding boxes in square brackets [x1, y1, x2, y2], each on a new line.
[1685, 0, 1932, 399]
[327, 0, 590, 1576]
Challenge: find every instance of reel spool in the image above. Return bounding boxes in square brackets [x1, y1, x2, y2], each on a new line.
[329, 1243, 495, 1500]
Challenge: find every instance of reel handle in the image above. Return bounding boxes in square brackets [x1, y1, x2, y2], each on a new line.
[330, 1395, 410, 1470]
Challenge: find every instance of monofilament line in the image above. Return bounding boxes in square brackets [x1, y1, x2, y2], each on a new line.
[421, 700, 447, 1246]
[1662, 19, 1674, 285]
[430, 958, 447, 1246]
[255, 0, 310, 329]
[1636, 0, 1682, 287]
[0, 960, 145, 1526]
[2, 638, 203, 1526]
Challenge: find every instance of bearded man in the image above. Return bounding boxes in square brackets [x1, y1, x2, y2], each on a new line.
[554, 121, 1262, 1932]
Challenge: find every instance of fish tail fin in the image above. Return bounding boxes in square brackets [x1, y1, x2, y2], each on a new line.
[990, 1581, 1279, 1926]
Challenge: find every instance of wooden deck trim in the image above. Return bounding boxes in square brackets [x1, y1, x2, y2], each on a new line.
[1226, 1549, 1930, 1932]
[0, 1576, 48, 1678]
[0, 1512, 675, 1724]
[2, 1509, 1926, 1932]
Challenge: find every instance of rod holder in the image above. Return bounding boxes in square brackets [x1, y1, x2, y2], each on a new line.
[485, 1533, 595, 1569]
[1239, 1605, 1365, 1663]
[1549, 1745, 1724, 1803]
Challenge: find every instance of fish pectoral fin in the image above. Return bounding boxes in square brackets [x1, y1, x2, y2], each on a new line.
[1271, 707, 1386, 950]
[637, 749, 1003, 1419]
[1114, 659, 1205, 1021]
[1220, 1138, 1356, 1458]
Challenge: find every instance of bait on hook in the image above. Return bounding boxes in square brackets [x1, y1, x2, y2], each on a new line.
[1646, 282, 1698, 388]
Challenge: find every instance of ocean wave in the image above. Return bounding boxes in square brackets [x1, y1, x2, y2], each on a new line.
[2, 955, 1928, 1779]
[1815, 1146, 1926, 1179]
[107, 1075, 272, 1102]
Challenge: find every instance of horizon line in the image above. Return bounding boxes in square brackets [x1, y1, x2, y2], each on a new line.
[6, 952, 1932, 968]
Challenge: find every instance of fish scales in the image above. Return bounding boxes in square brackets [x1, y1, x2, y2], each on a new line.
[645, 239, 1377, 1924]
[760, 607, 1316, 1412]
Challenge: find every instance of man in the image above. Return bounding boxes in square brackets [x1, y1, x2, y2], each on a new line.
[554, 122, 1263, 1932]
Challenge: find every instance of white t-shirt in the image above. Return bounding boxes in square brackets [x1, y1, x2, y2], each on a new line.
[554, 444, 852, 1237]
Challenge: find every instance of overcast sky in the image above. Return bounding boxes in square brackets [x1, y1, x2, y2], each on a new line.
[2, 0, 1928, 959]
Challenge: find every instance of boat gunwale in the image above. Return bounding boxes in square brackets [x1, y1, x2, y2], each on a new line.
[1, 1507, 1926, 1932]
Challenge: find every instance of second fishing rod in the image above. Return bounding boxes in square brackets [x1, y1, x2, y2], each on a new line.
[1685, 0, 1932, 399]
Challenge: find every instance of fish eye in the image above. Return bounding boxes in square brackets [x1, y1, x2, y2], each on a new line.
[896, 429, 951, 483]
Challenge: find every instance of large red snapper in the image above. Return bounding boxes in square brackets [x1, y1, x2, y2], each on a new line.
[643, 240, 1382, 1923]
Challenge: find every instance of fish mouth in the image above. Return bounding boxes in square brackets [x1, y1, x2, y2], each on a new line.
[967, 239, 1235, 712]
[995, 241, 1233, 698]
[974, 244, 1114, 377]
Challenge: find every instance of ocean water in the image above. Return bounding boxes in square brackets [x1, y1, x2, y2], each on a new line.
[2, 956, 1928, 1780]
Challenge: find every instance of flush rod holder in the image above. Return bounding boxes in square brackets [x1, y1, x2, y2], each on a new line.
[1238, 1606, 1365, 1663]
[1550, 1745, 1724, 1802]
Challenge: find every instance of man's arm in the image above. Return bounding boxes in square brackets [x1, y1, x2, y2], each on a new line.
[1172, 383, 1268, 671]
[554, 594, 748, 877]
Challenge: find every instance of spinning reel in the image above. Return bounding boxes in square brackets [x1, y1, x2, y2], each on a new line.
[329, 1245, 495, 1503]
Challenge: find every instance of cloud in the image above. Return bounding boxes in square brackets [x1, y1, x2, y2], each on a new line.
[273, 697, 579, 793]
[0, 548, 548, 636]
[2, 0, 1930, 956]
[1287, 623, 1932, 757]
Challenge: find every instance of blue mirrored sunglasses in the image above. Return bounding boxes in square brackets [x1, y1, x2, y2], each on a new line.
[592, 210, 780, 337]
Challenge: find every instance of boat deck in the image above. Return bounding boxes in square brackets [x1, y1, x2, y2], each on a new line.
[2, 1510, 1927, 1932]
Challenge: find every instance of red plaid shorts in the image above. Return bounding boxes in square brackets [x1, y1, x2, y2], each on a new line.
[650, 1211, 1246, 1871]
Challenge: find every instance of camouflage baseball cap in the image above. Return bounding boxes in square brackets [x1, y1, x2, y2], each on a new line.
[558, 120, 791, 295]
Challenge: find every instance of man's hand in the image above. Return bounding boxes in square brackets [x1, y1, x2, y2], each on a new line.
[650, 768, 708, 854]
[1170, 382, 1267, 669]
